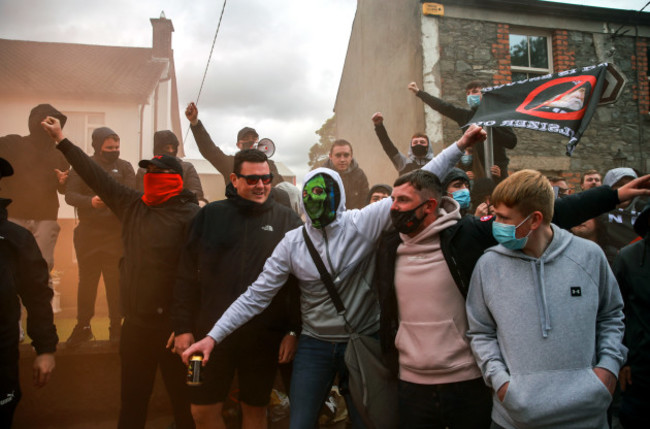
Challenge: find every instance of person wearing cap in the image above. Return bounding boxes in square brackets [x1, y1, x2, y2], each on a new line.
[602, 167, 648, 264]
[0, 104, 70, 311]
[40, 117, 197, 429]
[184, 102, 284, 187]
[0, 157, 58, 427]
[372, 111, 435, 175]
[173, 149, 302, 429]
[321, 139, 370, 210]
[366, 184, 393, 206]
[135, 130, 205, 204]
[65, 127, 135, 346]
[613, 201, 650, 429]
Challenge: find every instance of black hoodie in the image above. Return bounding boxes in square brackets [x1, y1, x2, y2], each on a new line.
[0, 104, 70, 220]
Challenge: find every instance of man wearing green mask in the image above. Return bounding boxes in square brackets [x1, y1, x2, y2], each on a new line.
[302, 174, 338, 229]
[183, 124, 488, 428]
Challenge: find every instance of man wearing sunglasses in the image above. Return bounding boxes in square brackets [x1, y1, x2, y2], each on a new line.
[40, 117, 198, 429]
[182, 124, 488, 428]
[173, 149, 302, 429]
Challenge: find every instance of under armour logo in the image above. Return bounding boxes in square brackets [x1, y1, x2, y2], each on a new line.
[570, 287, 582, 297]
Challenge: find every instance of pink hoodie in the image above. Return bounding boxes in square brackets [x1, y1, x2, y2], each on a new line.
[394, 197, 482, 385]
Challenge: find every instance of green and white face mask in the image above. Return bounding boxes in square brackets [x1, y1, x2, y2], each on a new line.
[302, 174, 338, 229]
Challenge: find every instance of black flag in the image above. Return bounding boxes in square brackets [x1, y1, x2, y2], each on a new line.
[468, 63, 612, 156]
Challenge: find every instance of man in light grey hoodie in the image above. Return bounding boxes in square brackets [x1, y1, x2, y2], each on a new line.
[182, 125, 489, 428]
[467, 169, 628, 429]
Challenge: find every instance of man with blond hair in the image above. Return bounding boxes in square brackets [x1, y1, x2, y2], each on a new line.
[466, 169, 628, 429]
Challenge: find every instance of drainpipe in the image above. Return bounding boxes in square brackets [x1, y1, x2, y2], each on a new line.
[139, 103, 145, 161]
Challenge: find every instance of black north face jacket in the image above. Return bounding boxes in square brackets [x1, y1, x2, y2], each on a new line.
[173, 183, 302, 338]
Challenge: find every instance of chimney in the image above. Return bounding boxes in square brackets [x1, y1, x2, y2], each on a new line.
[150, 11, 174, 59]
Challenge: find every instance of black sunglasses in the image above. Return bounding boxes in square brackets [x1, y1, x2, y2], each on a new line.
[236, 173, 274, 185]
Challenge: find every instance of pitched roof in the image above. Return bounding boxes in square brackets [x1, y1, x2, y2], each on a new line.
[0, 38, 169, 103]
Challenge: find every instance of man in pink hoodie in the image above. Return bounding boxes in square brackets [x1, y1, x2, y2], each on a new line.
[374, 168, 650, 428]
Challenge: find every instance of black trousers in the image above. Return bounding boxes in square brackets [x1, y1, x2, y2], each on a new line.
[117, 318, 194, 429]
[398, 377, 492, 429]
[73, 227, 121, 326]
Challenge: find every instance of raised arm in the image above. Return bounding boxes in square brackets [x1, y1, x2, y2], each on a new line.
[372, 112, 408, 172]
[186, 102, 233, 177]
[409, 81, 471, 126]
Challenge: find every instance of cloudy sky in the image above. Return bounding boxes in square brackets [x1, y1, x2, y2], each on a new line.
[0, 0, 647, 182]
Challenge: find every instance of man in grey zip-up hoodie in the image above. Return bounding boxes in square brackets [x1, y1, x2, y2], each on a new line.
[182, 125, 488, 428]
[466, 169, 627, 429]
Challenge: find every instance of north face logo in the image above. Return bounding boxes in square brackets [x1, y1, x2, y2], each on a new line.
[261, 225, 274, 232]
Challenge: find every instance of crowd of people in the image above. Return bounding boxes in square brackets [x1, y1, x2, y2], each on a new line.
[0, 78, 649, 429]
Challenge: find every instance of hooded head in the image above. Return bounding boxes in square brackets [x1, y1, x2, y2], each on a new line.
[29, 104, 67, 142]
[91, 127, 119, 153]
[153, 130, 180, 157]
[603, 167, 637, 188]
[302, 168, 343, 229]
[407, 133, 433, 162]
[442, 168, 471, 209]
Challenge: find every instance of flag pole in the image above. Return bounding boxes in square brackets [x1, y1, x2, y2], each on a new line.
[485, 127, 494, 179]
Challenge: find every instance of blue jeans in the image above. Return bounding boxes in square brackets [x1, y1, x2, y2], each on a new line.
[289, 335, 366, 429]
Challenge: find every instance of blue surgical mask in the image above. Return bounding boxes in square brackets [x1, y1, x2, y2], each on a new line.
[451, 189, 470, 209]
[492, 213, 533, 250]
[467, 94, 481, 108]
[461, 154, 473, 166]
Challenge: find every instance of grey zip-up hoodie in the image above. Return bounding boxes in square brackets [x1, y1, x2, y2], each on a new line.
[466, 225, 627, 429]
[207, 141, 463, 343]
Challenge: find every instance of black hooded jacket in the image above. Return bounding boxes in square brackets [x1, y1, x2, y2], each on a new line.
[0, 198, 58, 366]
[0, 104, 70, 220]
[56, 138, 200, 327]
[173, 183, 302, 338]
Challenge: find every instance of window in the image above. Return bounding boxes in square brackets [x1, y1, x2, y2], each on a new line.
[62, 112, 106, 154]
[509, 30, 553, 82]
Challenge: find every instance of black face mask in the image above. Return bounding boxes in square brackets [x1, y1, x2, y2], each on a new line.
[411, 144, 428, 157]
[101, 151, 120, 163]
[390, 200, 428, 234]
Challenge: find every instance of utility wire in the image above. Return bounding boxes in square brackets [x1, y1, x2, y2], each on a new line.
[183, 0, 227, 144]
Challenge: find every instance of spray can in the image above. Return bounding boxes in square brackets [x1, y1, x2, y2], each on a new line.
[187, 354, 203, 386]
